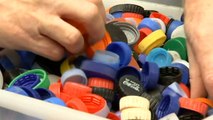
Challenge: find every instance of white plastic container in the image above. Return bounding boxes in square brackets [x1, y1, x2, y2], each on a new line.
[0, 1, 183, 120]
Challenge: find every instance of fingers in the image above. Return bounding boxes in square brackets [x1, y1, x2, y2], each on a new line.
[187, 42, 207, 98]
[86, 0, 106, 21]
[38, 16, 85, 54]
[56, 0, 105, 44]
[31, 36, 65, 61]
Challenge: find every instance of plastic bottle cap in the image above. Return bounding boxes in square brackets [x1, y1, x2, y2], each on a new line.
[80, 60, 117, 81]
[171, 25, 186, 39]
[166, 20, 183, 39]
[116, 66, 142, 83]
[0, 70, 3, 89]
[60, 57, 75, 75]
[144, 10, 158, 18]
[20, 86, 41, 99]
[35, 88, 55, 100]
[8, 69, 50, 89]
[107, 112, 120, 120]
[92, 87, 115, 102]
[164, 37, 187, 60]
[106, 13, 115, 22]
[44, 97, 66, 107]
[106, 42, 131, 67]
[16, 51, 36, 69]
[123, 18, 138, 27]
[167, 51, 181, 61]
[48, 74, 60, 84]
[63, 82, 92, 97]
[86, 31, 112, 58]
[12, 73, 40, 88]
[149, 12, 170, 25]
[105, 22, 127, 43]
[66, 97, 88, 112]
[141, 62, 159, 90]
[150, 18, 166, 33]
[165, 82, 188, 98]
[133, 28, 152, 54]
[141, 92, 161, 111]
[61, 68, 87, 85]
[88, 77, 114, 90]
[119, 96, 150, 110]
[172, 59, 189, 69]
[138, 18, 161, 31]
[128, 56, 141, 70]
[156, 95, 180, 119]
[49, 82, 62, 98]
[121, 108, 151, 120]
[92, 50, 120, 70]
[194, 98, 213, 108]
[109, 4, 144, 15]
[112, 22, 140, 47]
[159, 67, 182, 86]
[122, 12, 144, 19]
[59, 92, 73, 103]
[179, 97, 208, 116]
[118, 75, 143, 96]
[171, 63, 189, 85]
[79, 93, 109, 117]
[111, 12, 123, 18]
[138, 30, 167, 54]
[146, 48, 172, 67]
[6, 86, 29, 97]
[138, 54, 147, 66]
[179, 83, 190, 97]
[159, 113, 179, 120]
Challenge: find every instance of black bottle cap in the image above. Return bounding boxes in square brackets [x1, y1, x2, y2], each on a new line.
[158, 66, 182, 86]
[118, 75, 143, 97]
[105, 22, 128, 43]
[178, 108, 204, 120]
[109, 4, 145, 16]
[92, 87, 115, 102]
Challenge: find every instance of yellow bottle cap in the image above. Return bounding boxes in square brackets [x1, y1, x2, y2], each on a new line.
[138, 30, 166, 54]
[120, 96, 150, 110]
[60, 57, 75, 75]
[121, 108, 151, 120]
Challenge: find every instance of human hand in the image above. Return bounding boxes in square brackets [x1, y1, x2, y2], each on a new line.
[185, 0, 213, 100]
[0, 0, 105, 60]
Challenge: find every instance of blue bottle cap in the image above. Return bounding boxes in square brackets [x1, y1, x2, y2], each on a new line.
[138, 54, 147, 66]
[6, 86, 29, 96]
[35, 88, 55, 100]
[80, 60, 117, 81]
[16, 51, 36, 69]
[111, 12, 123, 18]
[116, 66, 142, 83]
[141, 62, 159, 90]
[92, 50, 120, 70]
[13, 74, 40, 88]
[146, 48, 172, 67]
[162, 82, 187, 98]
[0, 55, 15, 70]
[44, 97, 66, 107]
[106, 42, 131, 67]
[138, 18, 161, 31]
[166, 20, 183, 39]
[156, 95, 180, 119]
[61, 68, 87, 85]
[20, 86, 41, 99]
[171, 63, 189, 85]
